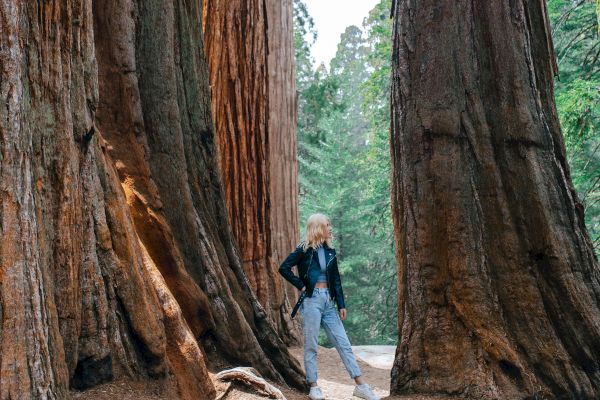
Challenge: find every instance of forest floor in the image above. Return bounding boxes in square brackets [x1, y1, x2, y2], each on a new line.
[282, 345, 392, 400]
[71, 345, 459, 400]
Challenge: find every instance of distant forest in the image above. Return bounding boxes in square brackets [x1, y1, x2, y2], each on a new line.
[294, 0, 599, 345]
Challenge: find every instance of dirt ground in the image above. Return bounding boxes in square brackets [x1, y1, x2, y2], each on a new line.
[277, 346, 457, 400]
[71, 378, 177, 400]
[71, 345, 460, 400]
[286, 345, 390, 399]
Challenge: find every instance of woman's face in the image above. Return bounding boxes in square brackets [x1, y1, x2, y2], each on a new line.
[325, 220, 332, 239]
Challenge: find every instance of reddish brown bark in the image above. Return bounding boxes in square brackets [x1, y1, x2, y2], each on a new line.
[390, 0, 600, 398]
[0, 0, 212, 397]
[0, 0, 305, 398]
[266, 0, 303, 345]
[203, 0, 302, 345]
[203, 0, 270, 299]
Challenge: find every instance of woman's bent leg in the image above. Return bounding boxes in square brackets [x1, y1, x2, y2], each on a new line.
[301, 295, 323, 384]
[321, 297, 362, 379]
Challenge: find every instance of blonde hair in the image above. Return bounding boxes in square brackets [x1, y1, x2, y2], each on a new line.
[301, 213, 333, 251]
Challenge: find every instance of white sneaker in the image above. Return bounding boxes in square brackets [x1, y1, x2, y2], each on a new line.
[308, 385, 325, 400]
[353, 383, 380, 400]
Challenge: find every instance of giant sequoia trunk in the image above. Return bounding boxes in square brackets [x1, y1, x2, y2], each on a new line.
[0, 0, 305, 398]
[390, 0, 600, 399]
[265, 0, 303, 345]
[203, 0, 302, 345]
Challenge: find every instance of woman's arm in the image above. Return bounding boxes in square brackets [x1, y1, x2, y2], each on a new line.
[278, 245, 306, 290]
[332, 261, 345, 310]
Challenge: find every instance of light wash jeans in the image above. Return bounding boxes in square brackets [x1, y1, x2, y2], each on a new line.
[300, 287, 362, 384]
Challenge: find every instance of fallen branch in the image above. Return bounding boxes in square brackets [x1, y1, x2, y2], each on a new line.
[215, 367, 287, 399]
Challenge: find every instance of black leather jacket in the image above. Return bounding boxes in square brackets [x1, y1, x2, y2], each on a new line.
[278, 242, 345, 310]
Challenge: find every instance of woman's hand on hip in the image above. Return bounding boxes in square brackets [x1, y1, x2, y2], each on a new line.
[339, 308, 346, 320]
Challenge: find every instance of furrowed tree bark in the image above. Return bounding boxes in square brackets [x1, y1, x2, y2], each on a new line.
[1, 0, 305, 397]
[202, 0, 302, 345]
[131, 0, 305, 390]
[92, 0, 217, 398]
[1, 1, 212, 398]
[390, 0, 600, 399]
[266, 0, 303, 346]
[202, 0, 270, 309]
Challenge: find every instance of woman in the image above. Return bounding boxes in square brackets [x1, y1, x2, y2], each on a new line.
[279, 213, 380, 400]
